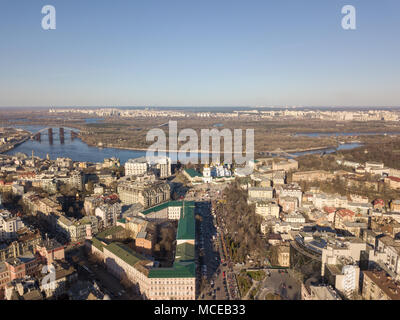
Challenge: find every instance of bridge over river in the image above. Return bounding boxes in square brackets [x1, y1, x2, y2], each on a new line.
[31, 127, 79, 144]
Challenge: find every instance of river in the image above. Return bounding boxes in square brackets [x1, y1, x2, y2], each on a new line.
[3, 125, 364, 164]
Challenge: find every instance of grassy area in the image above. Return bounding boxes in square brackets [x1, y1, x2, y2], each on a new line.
[246, 270, 266, 281]
[265, 293, 282, 300]
[237, 272, 253, 297]
[54, 116, 400, 153]
[248, 287, 258, 300]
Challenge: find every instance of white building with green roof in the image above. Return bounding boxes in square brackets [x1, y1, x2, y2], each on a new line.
[86, 200, 196, 300]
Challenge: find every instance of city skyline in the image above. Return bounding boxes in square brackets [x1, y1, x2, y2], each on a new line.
[1, 0, 400, 107]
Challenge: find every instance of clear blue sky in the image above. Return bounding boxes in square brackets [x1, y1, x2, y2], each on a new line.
[0, 0, 399, 107]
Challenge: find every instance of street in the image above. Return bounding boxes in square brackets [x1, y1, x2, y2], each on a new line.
[191, 183, 241, 300]
[256, 269, 301, 300]
[65, 245, 136, 300]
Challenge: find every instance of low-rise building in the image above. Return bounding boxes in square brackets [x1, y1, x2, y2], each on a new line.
[278, 183, 303, 207]
[135, 231, 155, 255]
[279, 196, 298, 213]
[272, 159, 298, 172]
[247, 187, 274, 203]
[283, 212, 305, 224]
[292, 170, 334, 182]
[56, 215, 99, 242]
[255, 201, 280, 219]
[391, 200, 400, 213]
[277, 245, 290, 267]
[301, 284, 342, 300]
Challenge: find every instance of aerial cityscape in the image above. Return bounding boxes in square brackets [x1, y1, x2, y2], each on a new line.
[0, 106, 400, 301]
[1, 0, 400, 308]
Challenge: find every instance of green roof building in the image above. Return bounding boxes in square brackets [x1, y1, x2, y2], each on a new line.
[184, 168, 202, 178]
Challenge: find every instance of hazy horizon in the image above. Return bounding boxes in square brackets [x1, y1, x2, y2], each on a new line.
[1, 0, 399, 107]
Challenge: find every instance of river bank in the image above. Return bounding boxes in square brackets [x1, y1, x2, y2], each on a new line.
[80, 137, 358, 156]
[0, 123, 365, 163]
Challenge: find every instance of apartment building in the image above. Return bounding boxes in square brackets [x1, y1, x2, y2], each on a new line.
[0, 210, 24, 240]
[301, 284, 342, 300]
[283, 212, 305, 224]
[84, 196, 104, 215]
[279, 183, 303, 202]
[362, 270, 400, 300]
[57, 215, 99, 242]
[55, 157, 73, 169]
[279, 196, 298, 213]
[125, 158, 148, 176]
[321, 239, 366, 277]
[151, 156, 172, 179]
[365, 162, 385, 172]
[35, 239, 65, 265]
[38, 260, 78, 299]
[369, 235, 400, 280]
[135, 231, 155, 255]
[255, 201, 280, 219]
[311, 193, 348, 210]
[272, 159, 298, 172]
[0, 229, 42, 262]
[117, 176, 170, 208]
[292, 170, 334, 182]
[95, 202, 122, 228]
[5, 254, 39, 281]
[0, 262, 10, 290]
[277, 245, 290, 267]
[103, 157, 120, 169]
[324, 262, 360, 298]
[391, 200, 400, 212]
[247, 187, 274, 204]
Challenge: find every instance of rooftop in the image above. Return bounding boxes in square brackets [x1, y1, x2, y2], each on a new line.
[96, 225, 125, 241]
[141, 200, 185, 215]
[176, 202, 195, 240]
[148, 262, 196, 278]
[184, 168, 202, 178]
[175, 242, 195, 262]
[104, 242, 148, 267]
[364, 270, 400, 300]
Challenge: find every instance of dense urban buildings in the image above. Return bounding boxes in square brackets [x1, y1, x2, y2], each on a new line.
[0, 107, 400, 301]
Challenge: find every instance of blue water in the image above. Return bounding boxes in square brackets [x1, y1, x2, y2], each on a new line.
[3, 125, 365, 163]
[5, 125, 146, 164]
[85, 118, 104, 124]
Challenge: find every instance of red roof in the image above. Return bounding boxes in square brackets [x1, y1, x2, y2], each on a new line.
[323, 206, 336, 214]
[336, 209, 355, 218]
[388, 176, 400, 183]
[18, 172, 36, 178]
